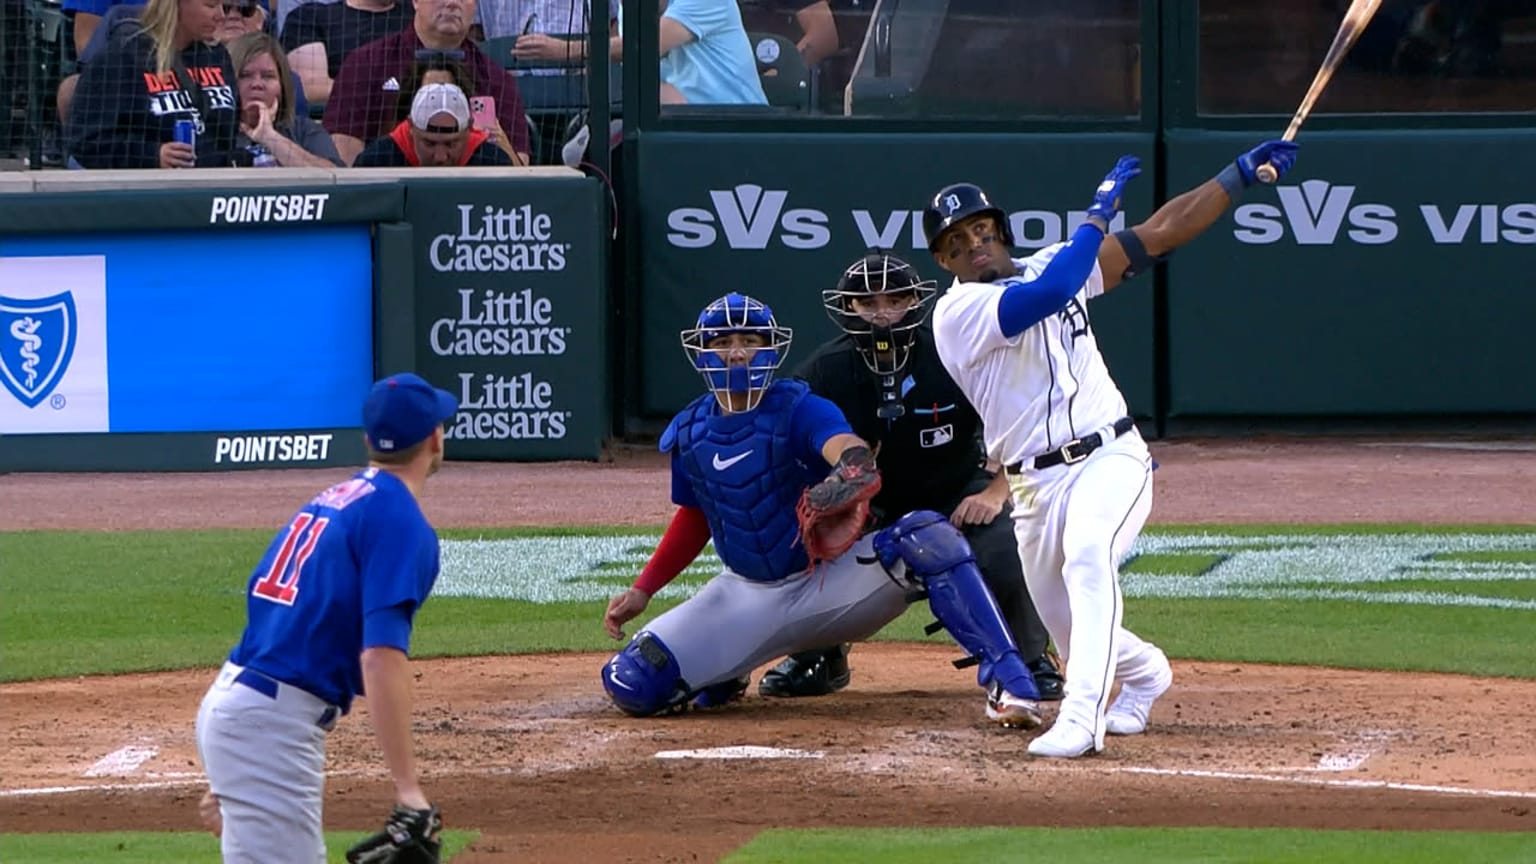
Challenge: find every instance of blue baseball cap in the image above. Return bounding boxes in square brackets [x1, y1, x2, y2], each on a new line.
[362, 373, 458, 453]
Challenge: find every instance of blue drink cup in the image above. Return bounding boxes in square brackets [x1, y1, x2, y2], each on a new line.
[173, 119, 196, 149]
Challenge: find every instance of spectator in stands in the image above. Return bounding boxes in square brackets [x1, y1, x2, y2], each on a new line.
[353, 80, 513, 165]
[215, 0, 267, 43]
[228, 31, 344, 165]
[66, 0, 239, 168]
[62, 0, 311, 125]
[609, 0, 766, 105]
[494, 0, 617, 72]
[482, 0, 612, 44]
[739, 0, 838, 67]
[323, 0, 530, 165]
[61, 0, 136, 69]
[740, 0, 872, 111]
[281, 0, 413, 105]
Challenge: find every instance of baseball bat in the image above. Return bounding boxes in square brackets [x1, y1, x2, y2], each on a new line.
[1255, 0, 1384, 184]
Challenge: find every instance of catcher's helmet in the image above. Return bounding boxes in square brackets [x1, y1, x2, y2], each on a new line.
[922, 182, 1013, 251]
[823, 250, 938, 376]
[680, 292, 793, 412]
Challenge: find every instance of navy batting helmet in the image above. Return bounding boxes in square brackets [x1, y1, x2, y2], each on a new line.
[922, 182, 1013, 251]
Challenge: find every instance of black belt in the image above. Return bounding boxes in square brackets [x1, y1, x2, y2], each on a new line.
[234, 667, 339, 729]
[1005, 417, 1135, 474]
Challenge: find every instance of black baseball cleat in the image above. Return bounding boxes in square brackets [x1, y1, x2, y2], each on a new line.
[1028, 654, 1065, 701]
[758, 644, 851, 697]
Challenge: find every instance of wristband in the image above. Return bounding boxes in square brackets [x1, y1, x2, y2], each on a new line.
[1216, 162, 1246, 200]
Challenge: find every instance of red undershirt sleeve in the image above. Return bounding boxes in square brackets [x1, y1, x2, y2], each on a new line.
[634, 506, 711, 596]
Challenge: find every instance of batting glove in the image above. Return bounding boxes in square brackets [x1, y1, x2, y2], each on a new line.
[1086, 155, 1141, 225]
[1235, 140, 1300, 186]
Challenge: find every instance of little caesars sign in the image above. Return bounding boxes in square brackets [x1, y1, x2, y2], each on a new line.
[408, 181, 605, 459]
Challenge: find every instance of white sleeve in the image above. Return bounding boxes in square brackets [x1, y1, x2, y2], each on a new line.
[934, 283, 1013, 367]
[1083, 257, 1107, 301]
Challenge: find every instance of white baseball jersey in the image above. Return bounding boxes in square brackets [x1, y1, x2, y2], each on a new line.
[932, 245, 1128, 466]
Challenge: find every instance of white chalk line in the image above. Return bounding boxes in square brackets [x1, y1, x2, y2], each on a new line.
[1115, 766, 1536, 800]
[8, 757, 1531, 802]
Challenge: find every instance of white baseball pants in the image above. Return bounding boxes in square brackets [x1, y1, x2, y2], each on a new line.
[1008, 430, 1169, 745]
[195, 662, 334, 864]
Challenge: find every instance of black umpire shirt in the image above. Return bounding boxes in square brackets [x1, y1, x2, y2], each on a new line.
[794, 323, 995, 529]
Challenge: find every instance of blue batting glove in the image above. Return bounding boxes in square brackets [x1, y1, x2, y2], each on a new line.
[1086, 155, 1141, 224]
[1235, 139, 1300, 185]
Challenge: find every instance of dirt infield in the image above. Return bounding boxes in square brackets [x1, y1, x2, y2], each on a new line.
[3, 436, 1535, 862]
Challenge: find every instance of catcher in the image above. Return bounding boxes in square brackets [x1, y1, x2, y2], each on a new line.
[598, 292, 1041, 721]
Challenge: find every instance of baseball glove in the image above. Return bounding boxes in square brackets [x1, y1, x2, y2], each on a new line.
[345, 804, 443, 864]
[796, 445, 882, 568]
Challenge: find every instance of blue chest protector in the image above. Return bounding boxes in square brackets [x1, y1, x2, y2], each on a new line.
[661, 379, 818, 582]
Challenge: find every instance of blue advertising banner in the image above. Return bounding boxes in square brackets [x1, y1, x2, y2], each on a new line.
[0, 226, 374, 438]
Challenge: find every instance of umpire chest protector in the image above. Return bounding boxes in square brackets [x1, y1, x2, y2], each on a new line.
[663, 380, 813, 581]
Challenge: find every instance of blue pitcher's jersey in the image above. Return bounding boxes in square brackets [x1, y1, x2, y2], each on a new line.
[662, 380, 851, 581]
[228, 467, 440, 712]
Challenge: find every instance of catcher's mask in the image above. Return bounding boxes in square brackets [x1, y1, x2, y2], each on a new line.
[680, 292, 793, 413]
[922, 182, 1013, 252]
[823, 250, 938, 377]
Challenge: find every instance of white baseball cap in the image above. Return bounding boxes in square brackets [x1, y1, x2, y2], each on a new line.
[410, 82, 471, 133]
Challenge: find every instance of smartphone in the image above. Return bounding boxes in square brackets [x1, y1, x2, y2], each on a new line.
[470, 96, 497, 130]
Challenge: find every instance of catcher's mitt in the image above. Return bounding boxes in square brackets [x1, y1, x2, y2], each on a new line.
[796, 445, 881, 568]
[346, 804, 443, 864]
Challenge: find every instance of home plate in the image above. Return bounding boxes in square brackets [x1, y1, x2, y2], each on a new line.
[654, 746, 825, 761]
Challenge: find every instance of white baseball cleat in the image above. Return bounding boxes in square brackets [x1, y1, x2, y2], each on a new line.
[985, 681, 1043, 729]
[1027, 719, 1101, 758]
[1105, 652, 1173, 736]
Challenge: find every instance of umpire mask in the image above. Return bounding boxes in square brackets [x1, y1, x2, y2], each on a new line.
[823, 250, 938, 376]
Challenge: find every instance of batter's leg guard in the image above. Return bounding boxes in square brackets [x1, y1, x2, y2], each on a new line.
[601, 632, 692, 717]
[874, 510, 1040, 700]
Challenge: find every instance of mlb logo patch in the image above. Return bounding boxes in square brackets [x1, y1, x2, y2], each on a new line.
[919, 424, 953, 448]
[0, 291, 77, 409]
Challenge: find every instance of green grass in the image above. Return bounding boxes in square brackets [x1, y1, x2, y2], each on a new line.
[0, 831, 477, 863]
[722, 827, 1536, 863]
[3, 525, 1534, 682]
[1290, 579, 1536, 602]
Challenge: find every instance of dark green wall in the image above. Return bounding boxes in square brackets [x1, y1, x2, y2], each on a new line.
[635, 132, 1158, 420]
[1164, 129, 1536, 416]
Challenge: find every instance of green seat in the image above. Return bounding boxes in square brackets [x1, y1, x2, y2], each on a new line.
[748, 32, 810, 111]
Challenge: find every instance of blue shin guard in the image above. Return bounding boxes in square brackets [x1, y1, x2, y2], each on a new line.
[874, 510, 1039, 699]
[601, 631, 692, 717]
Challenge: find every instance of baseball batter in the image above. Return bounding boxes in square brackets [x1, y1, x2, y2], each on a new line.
[924, 141, 1300, 757]
[195, 373, 457, 862]
[759, 250, 1064, 727]
[600, 292, 1042, 719]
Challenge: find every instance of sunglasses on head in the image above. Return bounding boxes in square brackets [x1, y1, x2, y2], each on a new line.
[222, 2, 259, 16]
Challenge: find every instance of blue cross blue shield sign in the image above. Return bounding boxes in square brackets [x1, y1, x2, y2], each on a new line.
[0, 292, 78, 409]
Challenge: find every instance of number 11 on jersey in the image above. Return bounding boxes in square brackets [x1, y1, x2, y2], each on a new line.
[252, 513, 330, 605]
